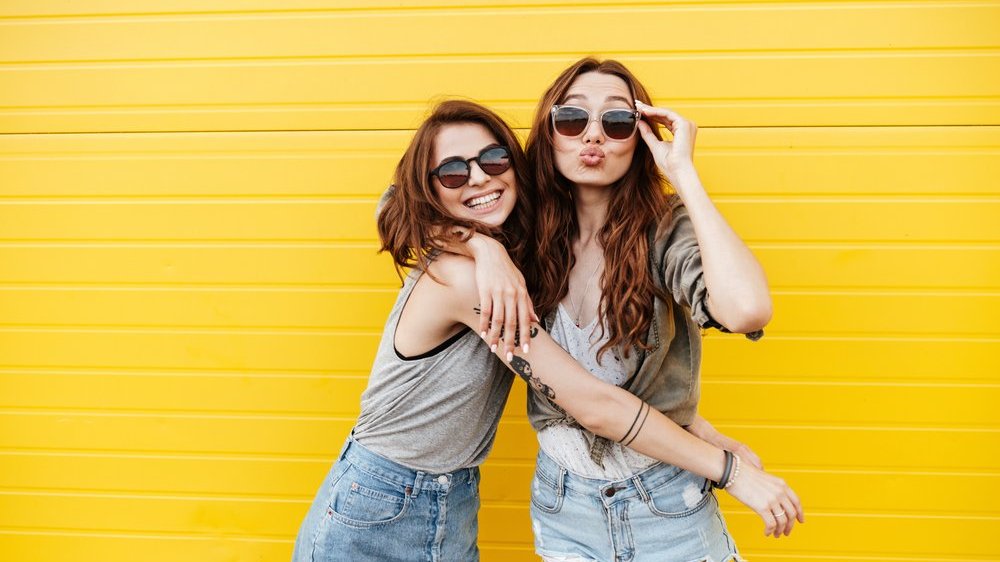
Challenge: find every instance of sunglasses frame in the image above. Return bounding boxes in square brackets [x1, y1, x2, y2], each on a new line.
[428, 145, 512, 189]
[550, 104, 642, 140]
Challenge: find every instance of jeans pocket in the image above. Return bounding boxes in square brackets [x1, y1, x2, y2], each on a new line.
[643, 469, 711, 518]
[327, 464, 410, 528]
[530, 470, 564, 514]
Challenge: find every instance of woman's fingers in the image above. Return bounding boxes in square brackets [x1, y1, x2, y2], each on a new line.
[502, 290, 517, 361]
[477, 292, 492, 339]
[636, 101, 678, 130]
[485, 296, 504, 353]
[517, 291, 533, 354]
[789, 486, 806, 523]
[637, 120, 662, 151]
[761, 507, 777, 537]
[779, 497, 797, 536]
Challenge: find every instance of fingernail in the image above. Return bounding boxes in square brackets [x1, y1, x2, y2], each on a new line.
[506, 352, 513, 362]
[480, 331, 487, 339]
[634, 99, 643, 106]
[522, 344, 529, 354]
[490, 344, 497, 353]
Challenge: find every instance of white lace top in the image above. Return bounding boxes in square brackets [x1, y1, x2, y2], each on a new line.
[537, 304, 660, 479]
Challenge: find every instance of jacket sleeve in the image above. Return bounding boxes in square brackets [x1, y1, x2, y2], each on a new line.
[659, 197, 763, 341]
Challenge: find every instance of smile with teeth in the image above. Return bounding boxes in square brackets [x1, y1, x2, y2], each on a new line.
[465, 190, 502, 210]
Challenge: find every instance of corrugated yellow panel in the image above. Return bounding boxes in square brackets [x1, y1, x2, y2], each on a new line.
[4, 371, 999, 428]
[3, 128, 996, 197]
[0, 371, 372, 414]
[0, 450, 330, 497]
[3, 2, 998, 561]
[2, 199, 997, 242]
[0, 290, 996, 339]
[0, 534, 293, 562]
[1, 330, 995, 380]
[0, 245, 994, 288]
[703, 337, 999, 383]
[1, 0, 924, 17]
[4, 4, 997, 62]
[0, 288, 398, 330]
[0, 330, 382, 371]
[2, 54, 996, 133]
[4, 412, 997, 470]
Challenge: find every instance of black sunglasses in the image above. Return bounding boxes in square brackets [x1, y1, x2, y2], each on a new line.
[550, 104, 641, 140]
[428, 145, 512, 189]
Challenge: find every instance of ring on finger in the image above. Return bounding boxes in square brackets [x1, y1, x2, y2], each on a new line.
[774, 510, 786, 518]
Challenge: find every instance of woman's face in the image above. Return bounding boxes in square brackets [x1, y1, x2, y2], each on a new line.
[552, 71, 638, 189]
[430, 122, 517, 228]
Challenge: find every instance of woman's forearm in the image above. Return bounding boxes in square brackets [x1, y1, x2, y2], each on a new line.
[669, 164, 772, 332]
[495, 326, 727, 483]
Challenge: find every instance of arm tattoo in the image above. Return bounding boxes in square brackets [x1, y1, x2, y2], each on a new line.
[509, 356, 556, 400]
[620, 402, 650, 447]
[502, 324, 539, 346]
[473, 307, 541, 346]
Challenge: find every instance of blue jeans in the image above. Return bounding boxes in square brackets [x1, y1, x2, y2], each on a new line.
[530, 449, 744, 562]
[291, 433, 481, 562]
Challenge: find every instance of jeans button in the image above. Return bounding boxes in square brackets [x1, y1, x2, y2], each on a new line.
[437, 475, 449, 485]
[604, 487, 616, 497]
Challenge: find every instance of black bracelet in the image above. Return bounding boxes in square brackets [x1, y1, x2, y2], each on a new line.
[622, 403, 650, 447]
[618, 402, 646, 444]
[712, 450, 734, 489]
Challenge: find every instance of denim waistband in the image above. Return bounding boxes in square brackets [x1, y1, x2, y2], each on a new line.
[535, 447, 710, 504]
[341, 433, 478, 494]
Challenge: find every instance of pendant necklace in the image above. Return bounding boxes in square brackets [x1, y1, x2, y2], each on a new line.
[570, 259, 602, 328]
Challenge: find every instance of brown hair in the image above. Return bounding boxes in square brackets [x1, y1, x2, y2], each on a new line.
[378, 99, 534, 278]
[524, 58, 671, 360]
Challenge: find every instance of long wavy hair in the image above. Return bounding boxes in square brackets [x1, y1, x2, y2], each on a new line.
[524, 58, 671, 360]
[378, 100, 534, 278]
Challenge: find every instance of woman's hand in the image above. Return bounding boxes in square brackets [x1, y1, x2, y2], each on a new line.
[635, 101, 698, 184]
[725, 461, 805, 538]
[468, 235, 538, 359]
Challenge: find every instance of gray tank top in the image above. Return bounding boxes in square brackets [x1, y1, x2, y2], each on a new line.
[353, 267, 514, 473]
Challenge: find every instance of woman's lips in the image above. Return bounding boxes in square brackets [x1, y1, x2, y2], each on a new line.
[579, 147, 605, 167]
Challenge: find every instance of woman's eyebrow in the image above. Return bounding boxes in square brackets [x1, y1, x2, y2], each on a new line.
[562, 93, 633, 106]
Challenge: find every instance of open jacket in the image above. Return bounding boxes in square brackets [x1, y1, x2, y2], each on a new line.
[526, 194, 764, 467]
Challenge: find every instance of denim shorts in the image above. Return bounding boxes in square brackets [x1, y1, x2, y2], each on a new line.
[291, 433, 481, 562]
[530, 449, 745, 562]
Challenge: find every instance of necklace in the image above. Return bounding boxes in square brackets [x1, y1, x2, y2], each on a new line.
[570, 259, 602, 328]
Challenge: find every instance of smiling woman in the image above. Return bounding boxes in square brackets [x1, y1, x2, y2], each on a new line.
[428, 131, 517, 225]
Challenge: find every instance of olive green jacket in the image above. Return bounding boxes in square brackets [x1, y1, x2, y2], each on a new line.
[526, 195, 763, 467]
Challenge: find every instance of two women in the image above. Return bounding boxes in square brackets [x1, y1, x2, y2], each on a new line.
[293, 59, 803, 562]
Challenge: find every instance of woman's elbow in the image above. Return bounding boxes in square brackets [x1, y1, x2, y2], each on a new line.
[570, 391, 631, 440]
[725, 299, 772, 333]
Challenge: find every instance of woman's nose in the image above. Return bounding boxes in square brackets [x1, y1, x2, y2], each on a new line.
[467, 161, 490, 186]
[581, 117, 605, 144]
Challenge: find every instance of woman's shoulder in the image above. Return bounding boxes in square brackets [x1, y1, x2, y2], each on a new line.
[423, 253, 479, 299]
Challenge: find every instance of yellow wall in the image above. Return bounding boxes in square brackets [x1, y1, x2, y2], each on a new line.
[1, 1, 998, 560]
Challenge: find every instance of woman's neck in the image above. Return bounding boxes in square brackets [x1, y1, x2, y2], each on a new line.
[572, 183, 612, 246]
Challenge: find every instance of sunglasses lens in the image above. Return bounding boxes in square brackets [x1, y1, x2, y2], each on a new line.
[553, 106, 589, 137]
[436, 161, 470, 188]
[478, 147, 511, 175]
[602, 110, 638, 140]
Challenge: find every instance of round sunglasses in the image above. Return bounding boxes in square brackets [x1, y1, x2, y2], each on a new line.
[428, 145, 512, 189]
[550, 104, 641, 140]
